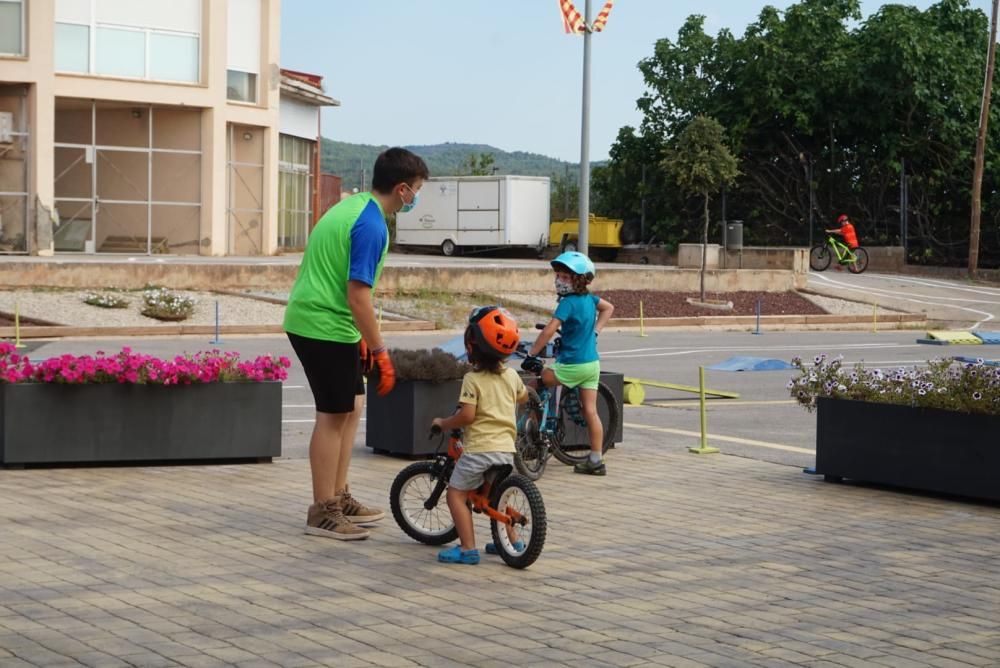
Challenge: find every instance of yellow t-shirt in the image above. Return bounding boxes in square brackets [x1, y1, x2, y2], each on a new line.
[458, 367, 527, 454]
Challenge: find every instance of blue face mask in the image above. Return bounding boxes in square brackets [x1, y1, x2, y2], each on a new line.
[400, 185, 419, 213]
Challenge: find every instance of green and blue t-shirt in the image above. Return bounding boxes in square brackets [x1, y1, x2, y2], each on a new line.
[283, 192, 388, 342]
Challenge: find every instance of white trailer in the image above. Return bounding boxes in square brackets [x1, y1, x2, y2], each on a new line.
[395, 175, 550, 256]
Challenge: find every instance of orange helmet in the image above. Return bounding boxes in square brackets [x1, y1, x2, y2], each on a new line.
[466, 305, 520, 358]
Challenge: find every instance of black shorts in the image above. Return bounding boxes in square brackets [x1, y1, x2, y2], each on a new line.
[287, 332, 365, 414]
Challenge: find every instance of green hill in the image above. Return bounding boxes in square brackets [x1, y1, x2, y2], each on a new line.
[321, 139, 595, 191]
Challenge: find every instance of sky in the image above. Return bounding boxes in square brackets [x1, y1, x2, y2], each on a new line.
[280, 1, 995, 163]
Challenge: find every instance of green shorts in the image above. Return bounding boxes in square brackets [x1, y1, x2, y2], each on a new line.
[553, 360, 601, 390]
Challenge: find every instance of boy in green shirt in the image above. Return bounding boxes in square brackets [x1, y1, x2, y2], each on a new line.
[285, 147, 429, 541]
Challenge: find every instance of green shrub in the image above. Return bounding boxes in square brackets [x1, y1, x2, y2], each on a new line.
[141, 288, 196, 321]
[82, 291, 129, 309]
[390, 348, 470, 382]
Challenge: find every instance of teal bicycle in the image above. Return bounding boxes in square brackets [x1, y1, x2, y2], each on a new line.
[512, 325, 618, 481]
[809, 235, 869, 274]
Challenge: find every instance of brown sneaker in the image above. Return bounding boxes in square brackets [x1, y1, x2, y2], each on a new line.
[339, 486, 385, 525]
[305, 498, 370, 540]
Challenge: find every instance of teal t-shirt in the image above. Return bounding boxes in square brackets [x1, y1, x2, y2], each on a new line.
[283, 192, 388, 342]
[553, 293, 600, 364]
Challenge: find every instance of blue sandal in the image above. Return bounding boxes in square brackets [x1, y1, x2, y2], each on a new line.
[437, 545, 480, 564]
[485, 540, 525, 554]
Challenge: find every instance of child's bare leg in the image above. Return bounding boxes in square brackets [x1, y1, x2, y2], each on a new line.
[540, 367, 559, 388]
[579, 388, 604, 459]
[446, 487, 475, 550]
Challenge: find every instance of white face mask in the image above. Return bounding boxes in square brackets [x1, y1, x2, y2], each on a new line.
[555, 277, 574, 296]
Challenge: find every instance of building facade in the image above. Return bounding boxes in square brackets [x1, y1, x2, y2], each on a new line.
[0, 0, 336, 257]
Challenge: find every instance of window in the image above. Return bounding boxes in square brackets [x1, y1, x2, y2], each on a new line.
[54, 23, 89, 72]
[54, 0, 201, 83]
[0, 0, 24, 56]
[227, 0, 261, 102]
[95, 26, 145, 78]
[149, 33, 199, 82]
[227, 70, 257, 103]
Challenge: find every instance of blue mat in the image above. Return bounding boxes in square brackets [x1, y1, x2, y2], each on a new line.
[707, 356, 794, 372]
[437, 335, 468, 361]
[973, 331, 1000, 345]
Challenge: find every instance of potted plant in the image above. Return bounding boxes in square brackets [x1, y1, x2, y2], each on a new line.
[0, 343, 289, 466]
[366, 348, 471, 457]
[789, 354, 1000, 502]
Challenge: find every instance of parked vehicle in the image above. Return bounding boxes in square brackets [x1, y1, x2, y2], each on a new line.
[549, 215, 631, 260]
[395, 175, 550, 256]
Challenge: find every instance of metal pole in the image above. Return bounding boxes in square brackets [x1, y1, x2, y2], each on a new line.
[900, 157, 905, 247]
[640, 163, 647, 243]
[577, 0, 592, 255]
[808, 156, 814, 248]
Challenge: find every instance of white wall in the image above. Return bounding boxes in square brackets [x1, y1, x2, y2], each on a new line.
[227, 0, 261, 73]
[279, 96, 317, 141]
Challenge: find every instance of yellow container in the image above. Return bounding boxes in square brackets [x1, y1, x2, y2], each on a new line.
[549, 216, 623, 248]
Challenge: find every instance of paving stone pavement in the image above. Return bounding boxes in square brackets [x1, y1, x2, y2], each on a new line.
[2, 433, 999, 667]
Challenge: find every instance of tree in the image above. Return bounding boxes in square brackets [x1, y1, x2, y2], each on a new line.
[602, 0, 1000, 267]
[665, 116, 739, 301]
[970, 0, 999, 276]
[462, 152, 496, 176]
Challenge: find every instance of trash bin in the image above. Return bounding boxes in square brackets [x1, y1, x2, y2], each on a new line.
[723, 221, 743, 250]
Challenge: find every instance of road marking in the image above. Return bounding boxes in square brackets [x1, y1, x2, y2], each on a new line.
[809, 272, 996, 328]
[282, 418, 366, 423]
[282, 385, 305, 390]
[626, 422, 813, 454]
[643, 400, 796, 408]
[282, 404, 316, 408]
[603, 343, 922, 360]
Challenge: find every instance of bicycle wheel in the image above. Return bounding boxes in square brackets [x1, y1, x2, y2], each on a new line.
[550, 382, 619, 466]
[489, 474, 546, 569]
[847, 247, 869, 274]
[389, 461, 457, 545]
[514, 387, 548, 481]
[809, 245, 831, 271]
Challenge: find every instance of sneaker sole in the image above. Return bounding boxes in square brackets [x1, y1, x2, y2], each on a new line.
[344, 511, 385, 525]
[304, 526, 370, 540]
[574, 468, 607, 476]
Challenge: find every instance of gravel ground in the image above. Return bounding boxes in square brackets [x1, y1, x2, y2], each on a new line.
[0, 287, 889, 330]
[0, 289, 287, 328]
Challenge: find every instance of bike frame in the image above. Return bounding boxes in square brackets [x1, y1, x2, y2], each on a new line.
[438, 429, 525, 528]
[827, 235, 857, 263]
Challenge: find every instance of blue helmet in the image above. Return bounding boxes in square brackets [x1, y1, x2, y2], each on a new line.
[551, 251, 596, 280]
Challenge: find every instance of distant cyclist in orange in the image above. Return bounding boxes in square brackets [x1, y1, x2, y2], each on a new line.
[826, 214, 859, 249]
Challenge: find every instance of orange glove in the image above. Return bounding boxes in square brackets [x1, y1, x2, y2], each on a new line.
[358, 340, 374, 375]
[371, 346, 395, 396]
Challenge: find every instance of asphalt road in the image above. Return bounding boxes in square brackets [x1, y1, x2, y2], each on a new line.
[807, 270, 1000, 328]
[25, 328, 993, 474]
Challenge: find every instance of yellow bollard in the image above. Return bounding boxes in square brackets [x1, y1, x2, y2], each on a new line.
[639, 300, 648, 337]
[688, 366, 720, 454]
[14, 298, 27, 349]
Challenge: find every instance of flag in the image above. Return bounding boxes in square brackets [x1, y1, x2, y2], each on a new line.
[558, 0, 585, 34]
[591, 0, 615, 32]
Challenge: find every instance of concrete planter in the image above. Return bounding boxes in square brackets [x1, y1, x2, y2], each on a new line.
[0, 382, 282, 466]
[815, 397, 1000, 502]
[366, 379, 463, 457]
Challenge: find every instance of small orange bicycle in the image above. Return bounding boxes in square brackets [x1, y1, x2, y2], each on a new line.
[389, 425, 547, 569]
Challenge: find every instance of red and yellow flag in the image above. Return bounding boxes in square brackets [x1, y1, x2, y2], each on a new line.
[558, 0, 614, 34]
[591, 0, 615, 32]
